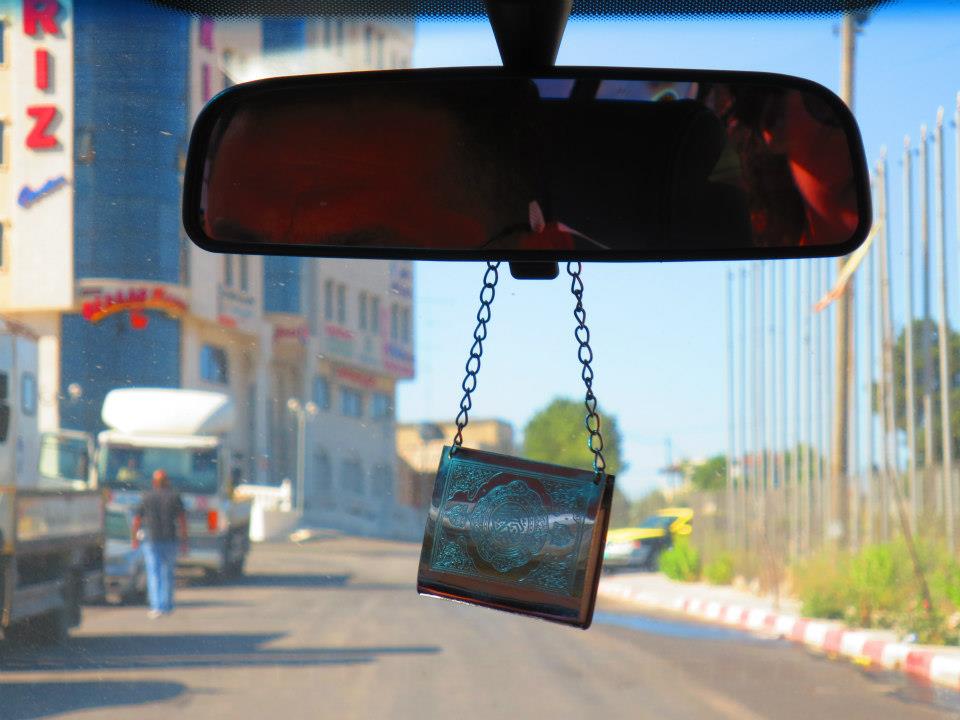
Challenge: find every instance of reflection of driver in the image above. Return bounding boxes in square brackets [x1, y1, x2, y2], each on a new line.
[701, 84, 859, 247]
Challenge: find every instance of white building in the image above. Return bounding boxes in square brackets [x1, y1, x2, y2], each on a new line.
[0, 6, 417, 537]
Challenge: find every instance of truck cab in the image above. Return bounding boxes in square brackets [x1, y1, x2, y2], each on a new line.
[97, 388, 251, 577]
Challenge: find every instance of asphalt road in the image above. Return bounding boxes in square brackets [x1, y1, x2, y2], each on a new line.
[2, 536, 960, 720]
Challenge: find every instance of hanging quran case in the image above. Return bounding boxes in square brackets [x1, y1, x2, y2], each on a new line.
[417, 262, 615, 629]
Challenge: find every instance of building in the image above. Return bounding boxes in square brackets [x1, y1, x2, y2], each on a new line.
[0, 3, 416, 536]
[396, 420, 516, 511]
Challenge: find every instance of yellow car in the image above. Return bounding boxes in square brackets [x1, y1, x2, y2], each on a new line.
[603, 508, 694, 571]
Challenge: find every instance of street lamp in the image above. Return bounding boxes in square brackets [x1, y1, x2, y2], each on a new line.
[287, 398, 318, 514]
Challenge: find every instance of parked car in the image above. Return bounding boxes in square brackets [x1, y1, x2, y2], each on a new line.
[603, 508, 694, 571]
[103, 506, 147, 604]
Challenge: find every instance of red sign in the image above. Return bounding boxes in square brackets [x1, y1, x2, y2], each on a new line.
[273, 325, 308, 344]
[23, 0, 63, 150]
[81, 287, 188, 324]
[335, 366, 378, 389]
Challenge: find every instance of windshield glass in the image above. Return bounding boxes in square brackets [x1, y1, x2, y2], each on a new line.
[99, 445, 220, 495]
[5, 2, 960, 719]
[104, 509, 133, 541]
[639, 515, 675, 530]
[38, 434, 89, 483]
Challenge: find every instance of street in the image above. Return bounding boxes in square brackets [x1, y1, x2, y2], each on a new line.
[1, 536, 959, 720]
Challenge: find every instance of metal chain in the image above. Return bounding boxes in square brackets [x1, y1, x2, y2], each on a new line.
[451, 262, 501, 454]
[567, 262, 607, 478]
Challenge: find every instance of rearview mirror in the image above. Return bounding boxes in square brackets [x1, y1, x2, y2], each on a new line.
[183, 67, 871, 261]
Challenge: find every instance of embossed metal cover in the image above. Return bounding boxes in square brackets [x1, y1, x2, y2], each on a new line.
[417, 445, 614, 629]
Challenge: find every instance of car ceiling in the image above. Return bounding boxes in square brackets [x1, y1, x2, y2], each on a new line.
[151, 0, 890, 19]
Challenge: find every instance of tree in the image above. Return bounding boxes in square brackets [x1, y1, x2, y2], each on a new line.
[524, 397, 630, 527]
[689, 454, 727, 491]
[886, 318, 960, 464]
[523, 397, 624, 475]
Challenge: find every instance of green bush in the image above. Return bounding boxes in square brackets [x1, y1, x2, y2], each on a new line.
[659, 538, 701, 582]
[703, 554, 735, 585]
[792, 541, 960, 644]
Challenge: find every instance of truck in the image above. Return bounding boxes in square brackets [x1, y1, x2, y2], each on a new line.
[0, 319, 104, 643]
[97, 388, 252, 578]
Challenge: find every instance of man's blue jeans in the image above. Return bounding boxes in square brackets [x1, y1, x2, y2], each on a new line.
[142, 540, 178, 613]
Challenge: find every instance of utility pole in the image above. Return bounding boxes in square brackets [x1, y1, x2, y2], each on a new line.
[726, 270, 736, 547]
[879, 152, 896, 542]
[830, 13, 859, 546]
[740, 267, 749, 551]
[920, 124, 936, 517]
[935, 107, 954, 552]
[904, 136, 918, 530]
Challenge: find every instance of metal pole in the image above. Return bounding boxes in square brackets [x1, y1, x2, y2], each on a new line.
[850, 257, 861, 551]
[297, 411, 306, 514]
[830, 13, 857, 546]
[879, 151, 897, 542]
[803, 259, 814, 554]
[866, 201, 877, 545]
[793, 261, 803, 557]
[780, 263, 789, 543]
[920, 124, 936, 519]
[768, 262, 777, 498]
[760, 263, 767, 502]
[904, 136, 918, 531]
[935, 107, 954, 553]
[727, 270, 736, 548]
[740, 267, 749, 551]
[814, 261, 824, 547]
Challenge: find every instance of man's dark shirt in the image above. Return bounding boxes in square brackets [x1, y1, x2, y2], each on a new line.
[135, 488, 185, 543]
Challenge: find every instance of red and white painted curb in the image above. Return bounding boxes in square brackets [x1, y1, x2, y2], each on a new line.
[599, 579, 960, 691]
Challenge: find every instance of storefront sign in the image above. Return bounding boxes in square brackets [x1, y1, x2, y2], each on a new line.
[24, 0, 63, 149]
[217, 286, 257, 332]
[80, 286, 188, 324]
[335, 366, 378, 389]
[383, 342, 414, 378]
[273, 324, 309, 344]
[17, 175, 67, 208]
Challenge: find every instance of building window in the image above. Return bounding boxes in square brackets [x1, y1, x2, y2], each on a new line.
[390, 304, 399, 341]
[239, 255, 249, 292]
[0, 121, 5, 169]
[0, 224, 5, 270]
[324, 279, 334, 321]
[76, 128, 95, 164]
[201, 344, 230, 384]
[371, 296, 381, 333]
[323, 18, 332, 48]
[341, 458, 364, 495]
[335, 19, 344, 54]
[337, 284, 346, 324]
[313, 450, 332, 507]
[21, 372, 37, 416]
[0, 20, 6, 67]
[372, 464, 392, 499]
[339, 387, 363, 418]
[222, 49, 235, 88]
[371, 392, 392, 421]
[223, 255, 233, 287]
[358, 292, 368, 330]
[312, 376, 331, 410]
[401, 307, 412, 344]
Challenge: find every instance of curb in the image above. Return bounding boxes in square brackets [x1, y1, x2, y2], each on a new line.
[599, 579, 960, 691]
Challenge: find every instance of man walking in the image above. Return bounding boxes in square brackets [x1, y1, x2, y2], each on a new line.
[132, 469, 188, 618]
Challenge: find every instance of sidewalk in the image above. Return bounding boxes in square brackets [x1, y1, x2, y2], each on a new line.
[598, 571, 960, 691]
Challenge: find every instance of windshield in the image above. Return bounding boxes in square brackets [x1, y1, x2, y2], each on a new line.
[38, 434, 89, 483]
[104, 509, 133, 541]
[639, 515, 676, 530]
[5, 2, 960, 719]
[99, 445, 220, 495]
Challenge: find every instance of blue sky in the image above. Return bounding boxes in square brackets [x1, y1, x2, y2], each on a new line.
[397, 6, 960, 498]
